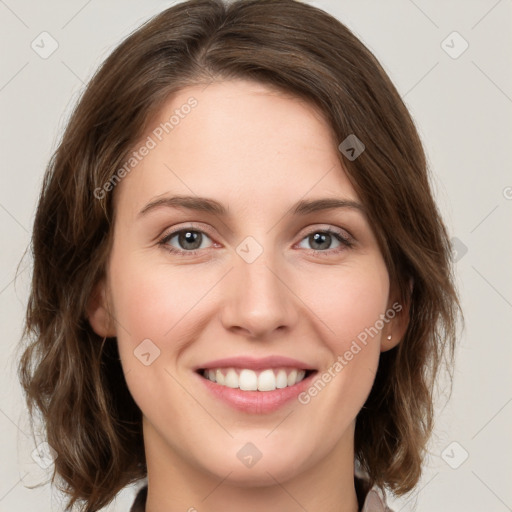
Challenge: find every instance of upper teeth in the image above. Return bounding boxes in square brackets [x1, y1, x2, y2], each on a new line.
[203, 368, 307, 391]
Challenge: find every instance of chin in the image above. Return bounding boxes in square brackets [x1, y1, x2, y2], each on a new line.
[190, 435, 318, 488]
[205, 456, 307, 488]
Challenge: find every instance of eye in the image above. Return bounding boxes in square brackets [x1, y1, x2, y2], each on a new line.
[158, 225, 354, 257]
[297, 228, 353, 253]
[159, 228, 214, 255]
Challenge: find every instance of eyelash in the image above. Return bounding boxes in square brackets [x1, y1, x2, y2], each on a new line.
[157, 225, 354, 257]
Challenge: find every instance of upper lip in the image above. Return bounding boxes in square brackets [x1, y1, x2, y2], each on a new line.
[195, 356, 315, 371]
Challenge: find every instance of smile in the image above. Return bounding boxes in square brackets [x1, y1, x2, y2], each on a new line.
[200, 367, 313, 391]
[194, 355, 318, 413]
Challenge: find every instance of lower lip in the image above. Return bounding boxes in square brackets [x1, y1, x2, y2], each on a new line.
[196, 371, 316, 414]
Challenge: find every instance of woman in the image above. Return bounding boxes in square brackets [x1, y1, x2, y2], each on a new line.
[19, 1, 461, 511]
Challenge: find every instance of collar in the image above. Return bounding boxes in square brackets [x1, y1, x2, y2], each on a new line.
[360, 485, 393, 512]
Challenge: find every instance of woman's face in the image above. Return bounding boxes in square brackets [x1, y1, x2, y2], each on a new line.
[91, 79, 400, 487]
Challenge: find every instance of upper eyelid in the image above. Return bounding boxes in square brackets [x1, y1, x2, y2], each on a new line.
[159, 223, 354, 247]
[160, 222, 216, 241]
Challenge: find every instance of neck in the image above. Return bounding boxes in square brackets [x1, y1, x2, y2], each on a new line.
[143, 419, 360, 512]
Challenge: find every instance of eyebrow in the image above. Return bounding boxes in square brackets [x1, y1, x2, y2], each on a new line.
[138, 195, 365, 218]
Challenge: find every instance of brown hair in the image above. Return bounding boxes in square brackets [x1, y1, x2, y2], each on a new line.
[18, 0, 462, 510]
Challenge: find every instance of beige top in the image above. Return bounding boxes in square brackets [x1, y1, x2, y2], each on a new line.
[129, 478, 393, 511]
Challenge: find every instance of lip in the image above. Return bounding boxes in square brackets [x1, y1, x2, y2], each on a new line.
[194, 355, 315, 371]
[193, 357, 317, 414]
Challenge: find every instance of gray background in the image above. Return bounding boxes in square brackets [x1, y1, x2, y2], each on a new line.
[1, 0, 511, 510]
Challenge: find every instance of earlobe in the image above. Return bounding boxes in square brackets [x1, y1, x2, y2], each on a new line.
[86, 280, 116, 337]
[381, 279, 413, 352]
[381, 330, 402, 352]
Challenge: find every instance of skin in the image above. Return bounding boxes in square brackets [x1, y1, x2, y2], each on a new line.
[88, 79, 408, 512]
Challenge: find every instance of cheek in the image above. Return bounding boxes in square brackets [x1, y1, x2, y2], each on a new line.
[107, 253, 226, 401]
[107, 256, 209, 417]
[110, 256, 211, 342]
[296, 261, 390, 354]
[294, 261, 389, 417]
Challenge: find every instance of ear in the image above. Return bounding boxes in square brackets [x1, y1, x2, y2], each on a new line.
[380, 277, 413, 352]
[86, 279, 117, 337]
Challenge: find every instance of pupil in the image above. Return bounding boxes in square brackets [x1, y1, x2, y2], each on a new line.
[311, 232, 330, 250]
[180, 231, 201, 250]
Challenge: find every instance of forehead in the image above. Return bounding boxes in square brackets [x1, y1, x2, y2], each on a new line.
[114, 79, 359, 215]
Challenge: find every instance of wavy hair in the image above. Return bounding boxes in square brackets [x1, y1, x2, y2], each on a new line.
[18, 0, 462, 510]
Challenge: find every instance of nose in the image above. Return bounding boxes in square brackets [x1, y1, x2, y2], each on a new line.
[219, 247, 299, 339]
